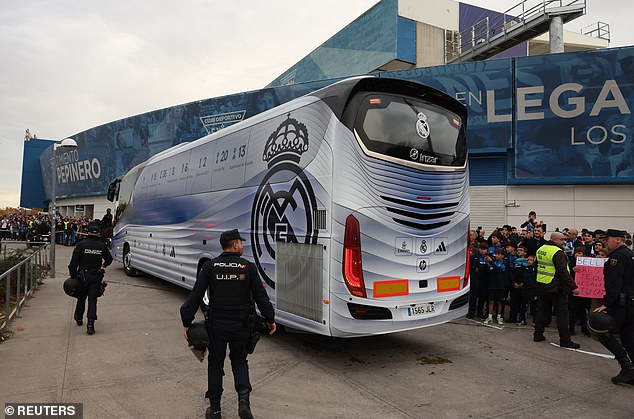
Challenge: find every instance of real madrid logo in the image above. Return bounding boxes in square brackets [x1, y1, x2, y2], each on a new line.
[416, 112, 430, 139]
[250, 113, 318, 288]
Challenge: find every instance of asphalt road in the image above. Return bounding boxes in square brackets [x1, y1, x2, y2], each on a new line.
[1, 245, 632, 418]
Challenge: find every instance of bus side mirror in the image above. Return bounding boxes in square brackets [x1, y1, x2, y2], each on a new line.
[107, 179, 120, 202]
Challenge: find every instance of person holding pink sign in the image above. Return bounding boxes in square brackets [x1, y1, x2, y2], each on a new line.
[588, 229, 634, 385]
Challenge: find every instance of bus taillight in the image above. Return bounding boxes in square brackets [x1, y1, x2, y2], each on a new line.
[463, 245, 470, 289]
[463, 223, 470, 288]
[343, 215, 367, 298]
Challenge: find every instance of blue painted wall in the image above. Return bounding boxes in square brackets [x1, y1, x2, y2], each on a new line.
[267, 0, 400, 87]
[20, 139, 56, 209]
[458, 2, 528, 60]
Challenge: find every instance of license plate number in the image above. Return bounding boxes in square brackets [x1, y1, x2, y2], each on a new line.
[407, 303, 435, 317]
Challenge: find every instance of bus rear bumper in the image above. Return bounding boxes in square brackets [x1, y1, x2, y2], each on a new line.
[329, 291, 469, 337]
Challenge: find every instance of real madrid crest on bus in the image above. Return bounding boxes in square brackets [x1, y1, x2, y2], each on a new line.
[416, 112, 430, 139]
[251, 113, 318, 288]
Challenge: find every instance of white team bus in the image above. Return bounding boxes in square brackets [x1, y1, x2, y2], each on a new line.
[107, 77, 470, 337]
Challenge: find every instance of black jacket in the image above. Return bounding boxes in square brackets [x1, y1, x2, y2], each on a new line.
[68, 236, 113, 277]
[603, 245, 634, 308]
[180, 252, 275, 327]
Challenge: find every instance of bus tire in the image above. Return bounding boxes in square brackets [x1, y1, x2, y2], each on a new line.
[123, 245, 137, 276]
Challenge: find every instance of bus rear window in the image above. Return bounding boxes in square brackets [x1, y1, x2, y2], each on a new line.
[354, 93, 466, 167]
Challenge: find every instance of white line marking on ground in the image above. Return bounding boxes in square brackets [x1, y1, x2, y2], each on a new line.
[550, 343, 615, 359]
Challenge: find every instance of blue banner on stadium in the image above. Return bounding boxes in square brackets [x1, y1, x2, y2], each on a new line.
[513, 47, 634, 183]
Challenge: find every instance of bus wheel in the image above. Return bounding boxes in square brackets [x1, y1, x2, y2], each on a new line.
[123, 246, 137, 276]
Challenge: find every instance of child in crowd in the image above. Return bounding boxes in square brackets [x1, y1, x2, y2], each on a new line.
[475, 243, 491, 319]
[593, 241, 605, 256]
[488, 232, 502, 256]
[505, 243, 519, 323]
[522, 254, 538, 325]
[485, 248, 507, 325]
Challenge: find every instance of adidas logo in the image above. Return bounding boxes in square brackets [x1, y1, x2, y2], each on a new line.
[435, 241, 447, 253]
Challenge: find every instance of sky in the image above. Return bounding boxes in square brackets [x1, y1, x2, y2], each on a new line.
[2, 0, 633, 208]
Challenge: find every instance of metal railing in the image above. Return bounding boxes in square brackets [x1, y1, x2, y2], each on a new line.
[580, 21, 610, 42]
[446, 0, 586, 61]
[0, 244, 49, 331]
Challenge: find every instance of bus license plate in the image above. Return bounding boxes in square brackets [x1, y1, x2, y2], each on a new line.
[408, 303, 435, 317]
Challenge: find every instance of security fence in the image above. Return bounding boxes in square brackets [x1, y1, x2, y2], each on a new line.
[0, 243, 49, 331]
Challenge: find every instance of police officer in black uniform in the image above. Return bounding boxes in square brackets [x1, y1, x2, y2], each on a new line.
[589, 229, 634, 384]
[180, 229, 276, 419]
[68, 222, 113, 335]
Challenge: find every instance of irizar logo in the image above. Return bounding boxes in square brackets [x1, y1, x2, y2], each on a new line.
[416, 112, 430, 139]
[409, 148, 438, 165]
[251, 113, 318, 288]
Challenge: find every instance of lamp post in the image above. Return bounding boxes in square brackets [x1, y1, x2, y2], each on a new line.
[50, 138, 77, 278]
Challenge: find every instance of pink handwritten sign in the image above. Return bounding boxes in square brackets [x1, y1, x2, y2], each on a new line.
[575, 257, 607, 299]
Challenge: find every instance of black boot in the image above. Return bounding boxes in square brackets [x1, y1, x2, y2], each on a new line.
[612, 356, 634, 384]
[559, 340, 580, 349]
[74, 314, 83, 326]
[206, 399, 221, 419]
[87, 320, 95, 335]
[238, 392, 254, 419]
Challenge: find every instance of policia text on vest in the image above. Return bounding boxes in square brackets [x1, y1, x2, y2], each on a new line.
[180, 229, 276, 419]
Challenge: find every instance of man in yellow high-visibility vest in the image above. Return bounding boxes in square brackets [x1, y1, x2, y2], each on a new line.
[534, 232, 581, 348]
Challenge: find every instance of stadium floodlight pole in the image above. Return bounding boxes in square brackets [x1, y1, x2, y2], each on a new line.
[49, 138, 77, 278]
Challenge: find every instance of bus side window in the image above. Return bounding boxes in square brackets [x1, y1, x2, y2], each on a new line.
[211, 130, 250, 192]
[115, 166, 142, 224]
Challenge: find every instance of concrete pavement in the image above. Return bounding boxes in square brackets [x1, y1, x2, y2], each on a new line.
[1, 245, 633, 418]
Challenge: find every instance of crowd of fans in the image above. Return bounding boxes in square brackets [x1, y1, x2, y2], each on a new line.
[468, 211, 633, 335]
[0, 209, 113, 246]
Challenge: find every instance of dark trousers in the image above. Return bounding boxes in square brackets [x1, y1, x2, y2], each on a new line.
[534, 291, 571, 342]
[568, 296, 591, 330]
[74, 271, 102, 321]
[468, 275, 480, 315]
[600, 307, 634, 363]
[509, 287, 523, 322]
[522, 288, 537, 322]
[478, 277, 489, 316]
[206, 319, 251, 401]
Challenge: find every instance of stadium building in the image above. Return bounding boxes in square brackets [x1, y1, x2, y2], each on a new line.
[21, 0, 634, 232]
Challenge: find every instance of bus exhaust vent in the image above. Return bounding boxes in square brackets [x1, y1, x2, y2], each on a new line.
[313, 209, 327, 230]
[276, 242, 323, 323]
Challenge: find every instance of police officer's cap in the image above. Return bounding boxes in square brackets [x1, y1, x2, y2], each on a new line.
[87, 223, 101, 235]
[606, 229, 626, 238]
[220, 229, 246, 248]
